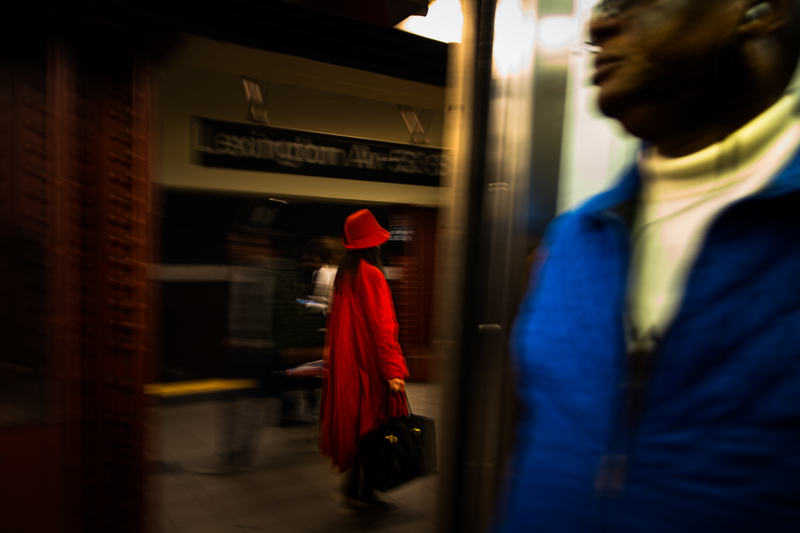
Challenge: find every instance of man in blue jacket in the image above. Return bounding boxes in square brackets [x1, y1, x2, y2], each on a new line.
[497, 0, 800, 531]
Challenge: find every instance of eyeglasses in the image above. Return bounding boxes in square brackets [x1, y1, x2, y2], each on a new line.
[592, 0, 643, 18]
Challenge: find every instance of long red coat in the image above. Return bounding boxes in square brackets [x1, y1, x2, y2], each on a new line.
[319, 260, 409, 472]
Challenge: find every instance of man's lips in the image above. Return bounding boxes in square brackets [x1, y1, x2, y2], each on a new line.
[592, 54, 624, 85]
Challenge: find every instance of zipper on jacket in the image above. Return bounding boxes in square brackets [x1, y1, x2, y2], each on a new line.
[589, 209, 651, 499]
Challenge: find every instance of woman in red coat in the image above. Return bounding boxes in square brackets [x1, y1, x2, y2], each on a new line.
[319, 209, 409, 512]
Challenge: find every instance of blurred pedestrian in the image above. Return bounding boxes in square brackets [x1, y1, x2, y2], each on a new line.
[495, 1, 800, 532]
[195, 227, 286, 474]
[302, 236, 345, 314]
[319, 209, 408, 513]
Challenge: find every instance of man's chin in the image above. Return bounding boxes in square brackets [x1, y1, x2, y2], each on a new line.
[595, 89, 627, 121]
[595, 90, 655, 139]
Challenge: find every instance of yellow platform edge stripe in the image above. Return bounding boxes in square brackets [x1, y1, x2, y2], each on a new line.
[144, 379, 258, 397]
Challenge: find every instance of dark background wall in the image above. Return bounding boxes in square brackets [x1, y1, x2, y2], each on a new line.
[158, 190, 435, 382]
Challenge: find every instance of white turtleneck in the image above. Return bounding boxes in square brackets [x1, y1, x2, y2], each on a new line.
[627, 91, 800, 342]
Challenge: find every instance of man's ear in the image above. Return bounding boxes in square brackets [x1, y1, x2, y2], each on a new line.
[738, 0, 794, 37]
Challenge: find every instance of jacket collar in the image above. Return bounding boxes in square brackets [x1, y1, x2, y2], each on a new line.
[576, 165, 641, 223]
[761, 145, 800, 197]
[576, 144, 800, 220]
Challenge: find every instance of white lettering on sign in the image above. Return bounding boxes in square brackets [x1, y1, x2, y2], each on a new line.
[192, 122, 448, 178]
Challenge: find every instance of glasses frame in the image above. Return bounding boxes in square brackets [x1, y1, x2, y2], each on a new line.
[593, 0, 649, 18]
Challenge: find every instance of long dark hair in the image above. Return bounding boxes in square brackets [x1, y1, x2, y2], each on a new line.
[333, 247, 384, 294]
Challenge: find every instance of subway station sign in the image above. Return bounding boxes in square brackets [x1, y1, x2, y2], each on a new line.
[191, 117, 447, 187]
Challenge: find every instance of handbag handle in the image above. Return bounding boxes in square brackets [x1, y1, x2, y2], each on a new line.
[386, 388, 413, 418]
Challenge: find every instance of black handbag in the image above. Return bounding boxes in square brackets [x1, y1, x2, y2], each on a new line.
[358, 393, 437, 492]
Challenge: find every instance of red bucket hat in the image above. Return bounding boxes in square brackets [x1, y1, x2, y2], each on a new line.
[342, 209, 391, 250]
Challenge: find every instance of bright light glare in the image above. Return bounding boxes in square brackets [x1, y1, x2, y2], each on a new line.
[395, 0, 464, 44]
[538, 16, 579, 51]
[493, 0, 536, 76]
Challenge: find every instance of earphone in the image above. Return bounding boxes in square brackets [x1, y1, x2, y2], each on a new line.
[743, 2, 773, 23]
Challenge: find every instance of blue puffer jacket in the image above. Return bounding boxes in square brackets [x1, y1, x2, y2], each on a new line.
[496, 149, 800, 533]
